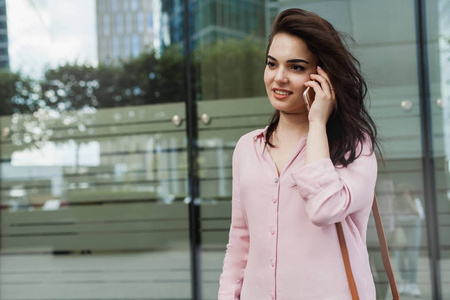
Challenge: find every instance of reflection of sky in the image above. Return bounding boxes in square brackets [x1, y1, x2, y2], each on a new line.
[6, 0, 97, 78]
[11, 140, 100, 166]
[440, 0, 450, 159]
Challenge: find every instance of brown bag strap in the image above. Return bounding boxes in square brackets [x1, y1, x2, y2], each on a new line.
[336, 222, 360, 299]
[372, 194, 400, 299]
[337, 194, 400, 300]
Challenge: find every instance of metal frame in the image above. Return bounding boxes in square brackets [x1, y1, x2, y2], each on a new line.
[415, 0, 442, 298]
[184, 1, 202, 299]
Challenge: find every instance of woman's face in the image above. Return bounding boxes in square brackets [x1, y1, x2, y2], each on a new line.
[264, 33, 319, 114]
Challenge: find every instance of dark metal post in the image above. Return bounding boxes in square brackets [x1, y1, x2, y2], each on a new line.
[415, 0, 442, 298]
[184, 0, 201, 299]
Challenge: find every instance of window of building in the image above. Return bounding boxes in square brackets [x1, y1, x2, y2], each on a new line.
[126, 13, 132, 33]
[113, 37, 120, 59]
[117, 14, 123, 34]
[147, 13, 153, 31]
[131, 0, 139, 11]
[111, 0, 119, 12]
[123, 0, 129, 11]
[137, 12, 144, 33]
[124, 36, 131, 58]
[103, 15, 110, 36]
[132, 34, 140, 57]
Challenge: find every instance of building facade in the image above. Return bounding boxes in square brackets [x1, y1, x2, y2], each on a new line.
[0, 0, 9, 69]
[96, 0, 156, 63]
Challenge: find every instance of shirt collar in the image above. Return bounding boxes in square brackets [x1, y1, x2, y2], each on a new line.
[252, 126, 269, 141]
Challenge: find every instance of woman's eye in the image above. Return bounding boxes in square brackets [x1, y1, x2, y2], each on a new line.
[267, 61, 276, 68]
[292, 65, 305, 71]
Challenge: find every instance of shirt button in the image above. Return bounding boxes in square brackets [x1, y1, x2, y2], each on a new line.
[272, 197, 277, 203]
[271, 294, 275, 300]
[274, 177, 279, 183]
[270, 229, 275, 235]
[271, 261, 275, 267]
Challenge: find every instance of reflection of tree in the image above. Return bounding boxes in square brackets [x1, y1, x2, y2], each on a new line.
[0, 39, 266, 149]
[1, 39, 266, 116]
[0, 70, 42, 115]
[9, 107, 96, 150]
[0, 44, 187, 117]
[194, 37, 266, 100]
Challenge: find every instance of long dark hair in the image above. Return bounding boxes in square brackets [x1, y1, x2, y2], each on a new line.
[265, 9, 380, 167]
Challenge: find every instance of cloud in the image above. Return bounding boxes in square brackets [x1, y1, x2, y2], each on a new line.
[6, 0, 97, 78]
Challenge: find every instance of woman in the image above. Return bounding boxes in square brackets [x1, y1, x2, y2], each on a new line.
[218, 8, 379, 300]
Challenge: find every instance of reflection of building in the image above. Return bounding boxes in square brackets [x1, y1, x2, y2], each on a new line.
[96, 0, 276, 62]
[0, 0, 9, 69]
[164, 0, 273, 48]
[192, 0, 268, 44]
[96, 0, 155, 63]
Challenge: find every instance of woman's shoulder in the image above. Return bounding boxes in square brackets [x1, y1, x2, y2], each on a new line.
[235, 127, 266, 148]
[233, 127, 266, 158]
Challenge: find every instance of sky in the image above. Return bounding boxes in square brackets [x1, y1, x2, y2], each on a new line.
[6, 0, 98, 78]
[6, 0, 99, 166]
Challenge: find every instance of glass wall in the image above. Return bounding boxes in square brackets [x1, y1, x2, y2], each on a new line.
[193, 0, 439, 299]
[0, 0, 449, 300]
[0, 1, 191, 299]
[429, 0, 450, 298]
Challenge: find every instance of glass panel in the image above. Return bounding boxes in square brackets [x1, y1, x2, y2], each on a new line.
[0, 1, 191, 299]
[343, 0, 432, 297]
[429, 0, 450, 298]
[195, 1, 433, 299]
[192, 1, 270, 298]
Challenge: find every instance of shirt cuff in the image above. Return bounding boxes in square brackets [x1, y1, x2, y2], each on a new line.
[291, 158, 340, 201]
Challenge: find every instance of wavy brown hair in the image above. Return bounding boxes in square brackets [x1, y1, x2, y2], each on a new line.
[265, 8, 380, 167]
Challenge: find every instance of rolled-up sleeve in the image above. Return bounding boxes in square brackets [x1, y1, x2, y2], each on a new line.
[218, 143, 249, 300]
[291, 141, 377, 226]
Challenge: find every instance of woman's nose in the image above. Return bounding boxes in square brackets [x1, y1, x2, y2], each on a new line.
[274, 68, 288, 84]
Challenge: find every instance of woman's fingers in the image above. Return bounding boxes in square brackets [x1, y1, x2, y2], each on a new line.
[309, 66, 335, 99]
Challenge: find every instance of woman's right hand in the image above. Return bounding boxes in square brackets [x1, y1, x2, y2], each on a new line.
[304, 66, 336, 126]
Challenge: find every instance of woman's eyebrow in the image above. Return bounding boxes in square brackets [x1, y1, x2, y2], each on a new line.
[267, 55, 309, 64]
[287, 58, 309, 64]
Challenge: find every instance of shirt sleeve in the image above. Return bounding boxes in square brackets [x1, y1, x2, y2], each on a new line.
[218, 143, 249, 300]
[291, 140, 377, 227]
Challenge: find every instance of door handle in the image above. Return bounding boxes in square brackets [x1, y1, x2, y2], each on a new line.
[201, 113, 211, 125]
[172, 115, 183, 127]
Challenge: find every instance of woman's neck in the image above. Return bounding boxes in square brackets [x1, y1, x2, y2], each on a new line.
[276, 110, 309, 139]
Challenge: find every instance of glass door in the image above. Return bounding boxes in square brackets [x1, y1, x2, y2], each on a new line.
[192, 1, 436, 299]
[0, 1, 192, 299]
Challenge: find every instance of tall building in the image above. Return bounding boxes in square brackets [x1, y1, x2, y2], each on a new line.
[0, 0, 9, 69]
[96, 0, 275, 64]
[161, 0, 274, 49]
[96, 0, 156, 64]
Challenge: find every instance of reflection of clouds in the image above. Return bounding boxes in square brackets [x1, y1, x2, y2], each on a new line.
[7, 0, 97, 78]
[11, 139, 100, 166]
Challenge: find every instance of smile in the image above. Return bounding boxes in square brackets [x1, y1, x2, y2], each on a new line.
[273, 89, 293, 96]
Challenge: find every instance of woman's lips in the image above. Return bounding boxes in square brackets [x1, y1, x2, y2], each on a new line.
[273, 88, 293, 99]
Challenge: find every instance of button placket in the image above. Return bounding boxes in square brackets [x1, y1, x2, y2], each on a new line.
[271, 175, 280, 300]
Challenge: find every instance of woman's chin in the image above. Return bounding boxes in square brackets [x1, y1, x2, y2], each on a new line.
[269, 101, 307, 114]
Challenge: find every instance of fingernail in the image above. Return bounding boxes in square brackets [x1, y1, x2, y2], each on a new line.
[317, 66, 322, 70]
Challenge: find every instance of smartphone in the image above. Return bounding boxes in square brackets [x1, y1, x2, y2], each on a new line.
[303, 87, 315, 111]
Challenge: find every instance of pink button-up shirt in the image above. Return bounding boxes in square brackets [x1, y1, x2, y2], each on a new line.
[218, 127, 377, 300]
